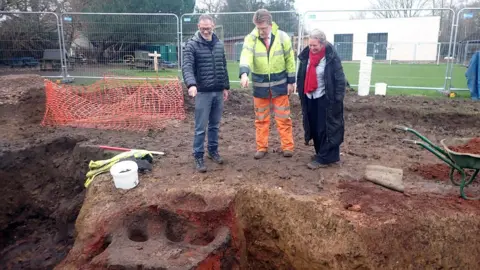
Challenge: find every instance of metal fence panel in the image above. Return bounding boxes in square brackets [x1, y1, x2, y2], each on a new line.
[60, 13, 180, 81]
[450, 8, 480, 91]
[0, 12, 64, 78]
[301, 9, 455, 91]
[180, 11, 299, 83]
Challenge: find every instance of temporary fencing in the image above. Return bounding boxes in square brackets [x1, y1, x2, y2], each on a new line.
[41, 78, 186, 131]
[301, 9, 455, 91]
[60, 12, 180, 80]
[0, 12, 64, 78]
[3, 8, 479, 96]
[449, 8, 480, 91]
[180, 11, 300, 82]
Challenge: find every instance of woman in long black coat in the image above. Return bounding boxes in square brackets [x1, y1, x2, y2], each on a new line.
[296, 29, 346, 169]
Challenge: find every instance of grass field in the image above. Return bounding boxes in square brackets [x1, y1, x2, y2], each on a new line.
[70, 61, 472, 98]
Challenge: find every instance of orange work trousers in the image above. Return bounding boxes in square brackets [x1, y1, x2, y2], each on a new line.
[253, 94, 294, 152]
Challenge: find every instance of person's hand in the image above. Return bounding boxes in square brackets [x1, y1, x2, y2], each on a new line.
[188, 86, 197, 97]
[240, 73, 249, 88]
[287, 83, 294, 95]
[223, 89, 229, 101]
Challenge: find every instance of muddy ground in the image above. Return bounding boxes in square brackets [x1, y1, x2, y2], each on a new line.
[1, 74, 480, 269]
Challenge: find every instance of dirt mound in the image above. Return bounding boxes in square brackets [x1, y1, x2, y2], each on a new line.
[410, 163, 453, 181]
[0, 75, 45, 121]
[449, 138, 480, 154]
[182, 86, 254, 115]
[0, 137, 109, 269]
[344, 93, 480, 130]
[0, 74, 44, 105]
[0, 75, 48, 149]
[409, 162, 478, 184]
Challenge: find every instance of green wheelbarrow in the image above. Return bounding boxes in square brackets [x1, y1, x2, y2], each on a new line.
[395, 125, 480, 200]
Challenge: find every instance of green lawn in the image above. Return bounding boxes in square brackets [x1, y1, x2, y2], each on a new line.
[225, 61, 470, 97]
[69, 61, 472, 98]
[107, 68, 179, 78]
[342, 62, 468, 89]
[71, 68, 180, 86]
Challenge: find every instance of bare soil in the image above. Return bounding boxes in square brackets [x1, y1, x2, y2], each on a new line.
[2, 75, 480, 269]
[449, 137, 480, 154]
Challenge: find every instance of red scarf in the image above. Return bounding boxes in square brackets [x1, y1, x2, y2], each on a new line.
[304, 47, 326, 94]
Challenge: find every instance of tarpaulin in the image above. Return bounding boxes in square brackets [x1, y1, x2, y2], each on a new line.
[465, 51, 480, 100]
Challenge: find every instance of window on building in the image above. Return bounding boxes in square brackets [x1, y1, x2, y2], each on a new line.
[333, 34, 354, 61]
[367, 33, 388, 60]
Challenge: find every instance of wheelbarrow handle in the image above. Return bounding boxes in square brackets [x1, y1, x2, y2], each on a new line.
[394, 125, 447, 156]
[402, 139, 419, 145]
[394, 125, 410, 131]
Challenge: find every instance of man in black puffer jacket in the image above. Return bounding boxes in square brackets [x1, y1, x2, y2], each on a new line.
[182, 14, 230, 173]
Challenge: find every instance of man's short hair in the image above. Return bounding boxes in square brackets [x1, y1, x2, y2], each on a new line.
[198, 14, 215, 24]
[253, 9, 272, 25]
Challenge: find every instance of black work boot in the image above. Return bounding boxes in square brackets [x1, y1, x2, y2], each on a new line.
[194, 157, 207, 173]
[207, 151, 224, 164]
[307, 160, 328, 170]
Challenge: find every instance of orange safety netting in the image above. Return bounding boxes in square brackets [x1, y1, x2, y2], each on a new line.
[41, 78, 186, 131]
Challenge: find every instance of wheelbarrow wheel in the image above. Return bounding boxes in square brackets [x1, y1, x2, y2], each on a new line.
[449, 167, 467, 186]
[460, 169, 480, 200]
[450, 167, 478, 187]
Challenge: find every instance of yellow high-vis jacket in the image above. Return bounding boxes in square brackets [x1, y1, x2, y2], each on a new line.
[239, 21, 296, 98]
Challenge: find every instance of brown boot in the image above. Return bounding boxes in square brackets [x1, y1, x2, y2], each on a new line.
[254, 151, 267, 159]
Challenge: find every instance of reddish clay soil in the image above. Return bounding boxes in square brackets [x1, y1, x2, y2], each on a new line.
[410, 163, 452, 181]
[339, 180, 480, 217]
[449, 137, 480, 155]
[411, 162, 474, 180]
[410, 162, 477, 181]
[2, 75, 480, 269]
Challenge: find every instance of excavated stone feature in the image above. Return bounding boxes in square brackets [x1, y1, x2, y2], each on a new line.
[59, 171, 480, 269]
[88, 209, 235, 269]
[56, 176, 243, 269]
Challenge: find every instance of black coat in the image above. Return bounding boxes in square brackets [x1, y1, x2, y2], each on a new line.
[296, 43, 346, 147]
[182, 32, 230, 92]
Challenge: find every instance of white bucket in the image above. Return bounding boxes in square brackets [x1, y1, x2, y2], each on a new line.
[375, 83, 387, 95]
[110, 160, 139, 190]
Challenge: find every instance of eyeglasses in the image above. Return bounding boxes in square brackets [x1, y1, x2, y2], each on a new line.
[199, 27, 213, 32]
[257, 26, 269, 31]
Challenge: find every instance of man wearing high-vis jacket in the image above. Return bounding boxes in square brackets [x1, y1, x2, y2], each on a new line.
[239, 8, 296, 160]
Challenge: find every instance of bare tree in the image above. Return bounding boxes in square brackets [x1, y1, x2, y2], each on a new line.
[0, 0, 7, 11]
[369, 0, 433, 18]
[350, 11, 368, 19]
[195, 0, 226, 14]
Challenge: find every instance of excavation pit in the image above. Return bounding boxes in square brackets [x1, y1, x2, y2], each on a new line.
[2, 74, 480, 269]
[52, 175, 480, 269]
[0, 137, 108, 269]
[3, 138, 480, 269]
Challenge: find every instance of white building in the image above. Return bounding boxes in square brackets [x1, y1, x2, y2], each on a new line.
[304, 16, 441, 62]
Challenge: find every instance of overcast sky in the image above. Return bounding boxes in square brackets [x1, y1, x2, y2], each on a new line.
[295, 0, 372, 13]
